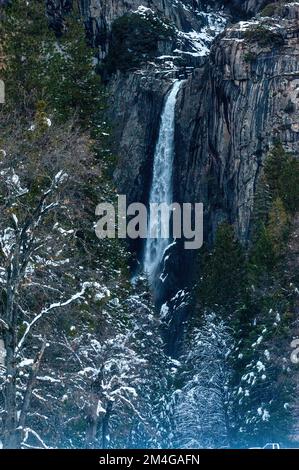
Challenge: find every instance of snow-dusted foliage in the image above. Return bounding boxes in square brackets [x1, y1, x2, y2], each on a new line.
[0, 112, 171, 449]
[232, 308, 295, 446]
[172, 312, 234, 448]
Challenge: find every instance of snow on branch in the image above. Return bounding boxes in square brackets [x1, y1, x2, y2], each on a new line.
[16, 282, 94, 353]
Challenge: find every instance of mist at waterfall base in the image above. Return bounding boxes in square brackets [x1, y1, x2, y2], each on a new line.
[143, 80, 183, 291]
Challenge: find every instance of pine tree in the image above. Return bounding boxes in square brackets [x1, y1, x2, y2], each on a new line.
[1, 0, 55, 109]
[264, 142, 299, 215]
[198, 223, 247, 312]
[232, 307, 295, 448]
[172, 312, 235, 448]
[250, 173, 272, 242]
[264, 142, 288, 197]
[43, 8, 105, 128]
[2, 0, 105, 130]
[267, 197, 289, 256]
[278, 156, 299, 215]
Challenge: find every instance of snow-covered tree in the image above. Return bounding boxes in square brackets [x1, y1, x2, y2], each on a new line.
[0, 109, 120, 447]
[172, 312, 235, 448]
[232, 306, 296, 447]
[0, 111, 172, 449]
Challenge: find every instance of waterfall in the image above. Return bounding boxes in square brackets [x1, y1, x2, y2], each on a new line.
[143, 80, 183, 280]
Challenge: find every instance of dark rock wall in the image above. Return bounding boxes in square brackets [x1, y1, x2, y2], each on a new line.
[175, 4, 299, 245]
[109, 4, 299, 248]
[109, 71, 173, 206]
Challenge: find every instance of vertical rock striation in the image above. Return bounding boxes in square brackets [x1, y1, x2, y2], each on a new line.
[175, 3, 299, 245]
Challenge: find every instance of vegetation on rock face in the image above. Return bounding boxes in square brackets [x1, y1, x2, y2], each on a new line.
[198, 223, 247, 312]
[284, 99, 296, 115]
[1, 0, 105, 128]
[264, 143, 299, 215]
[244, 50, 257, 63]
[244, 24, 284, 48]
[103, 12, 174, 74]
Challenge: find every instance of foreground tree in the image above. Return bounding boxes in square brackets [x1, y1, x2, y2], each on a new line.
[0, 110, 103, 447]
[0, 108, 171, 449]
[172, 312, 235, 448]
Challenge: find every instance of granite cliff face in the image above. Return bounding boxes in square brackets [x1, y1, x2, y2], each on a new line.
[81, 0, 203, 36]
[108, 2, 299, 242]
[109, 3, 299, 246]
[79, 0, 220, 59]
[80, 0, 276, 58]
[48, 1, 272, 61]
[109, 71, 172, 207]
[175, 3, 299, 244]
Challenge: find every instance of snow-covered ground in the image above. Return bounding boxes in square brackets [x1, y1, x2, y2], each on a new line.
[174, 12, 227, 58]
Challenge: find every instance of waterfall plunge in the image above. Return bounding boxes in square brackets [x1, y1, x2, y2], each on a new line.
[143, 80, 183, 281]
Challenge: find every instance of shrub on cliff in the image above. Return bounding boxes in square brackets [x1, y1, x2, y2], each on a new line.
[104, 12, 174, 74]
[244, 24, 284, 48]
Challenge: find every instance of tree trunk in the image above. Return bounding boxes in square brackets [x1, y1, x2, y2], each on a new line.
[18, 342, 47, 432]
[102, 401, 112, 449]
[86, 409, 98, 449]
[2, 328, 18, 449]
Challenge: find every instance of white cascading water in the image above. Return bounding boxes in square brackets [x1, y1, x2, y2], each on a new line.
[144, 80, 183, 280]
